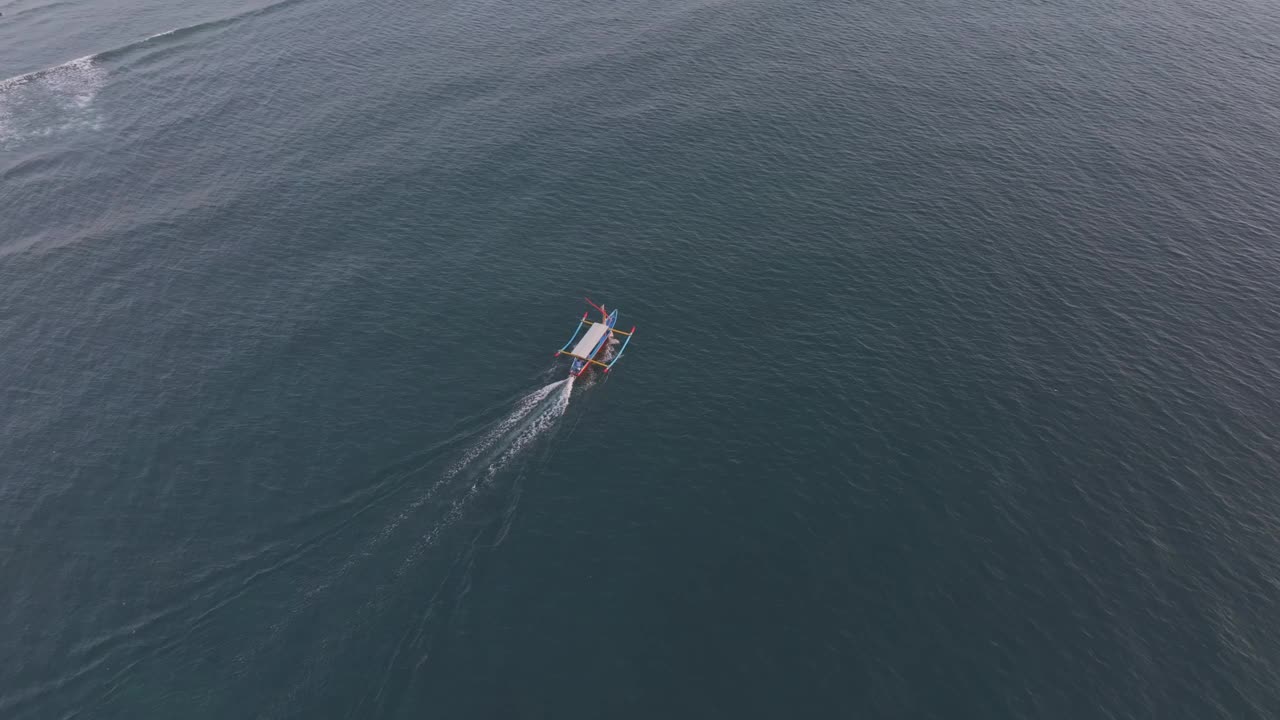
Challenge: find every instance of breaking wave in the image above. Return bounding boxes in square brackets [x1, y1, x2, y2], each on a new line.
[0, 56, 106, 146]
[0, 0, 314, 147]
[0, 54, 102, 96]
[101, 0, 315, 63]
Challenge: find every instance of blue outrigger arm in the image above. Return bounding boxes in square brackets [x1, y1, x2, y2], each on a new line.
[554, 302, 636, 375]
[555, 312, 590, 356]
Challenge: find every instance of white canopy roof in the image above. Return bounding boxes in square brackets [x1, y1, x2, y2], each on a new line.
[569, 323, 610, 358]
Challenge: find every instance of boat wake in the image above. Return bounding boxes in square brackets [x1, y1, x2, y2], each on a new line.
[0, 377, 578, 716]
[301, 375, 577, 590]
[235, 376, 576, 664]
[304, 378, 575, 591]
[385, 378, 573, 563]
[445, 378, 573, 480]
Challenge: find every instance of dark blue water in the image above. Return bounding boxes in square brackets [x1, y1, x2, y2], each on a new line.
[4, 0, 1280, 716]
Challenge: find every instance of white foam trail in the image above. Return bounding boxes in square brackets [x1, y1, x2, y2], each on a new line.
[486, 377, 572, 476]
[305, 377, 575, 597]
[397, 377, 574, 572]
[444, 379, 568, 479]
[260, 376, 576, 649]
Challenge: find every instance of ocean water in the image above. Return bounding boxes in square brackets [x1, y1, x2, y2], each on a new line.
[3, 0, 1280, 716]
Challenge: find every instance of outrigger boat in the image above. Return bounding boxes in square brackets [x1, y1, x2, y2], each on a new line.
[555, 298, 636, 377]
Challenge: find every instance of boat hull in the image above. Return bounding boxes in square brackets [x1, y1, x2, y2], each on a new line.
[569, 310, 617, 376]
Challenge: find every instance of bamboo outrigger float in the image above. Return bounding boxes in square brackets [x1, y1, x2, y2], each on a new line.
[555, 298, 636, 377]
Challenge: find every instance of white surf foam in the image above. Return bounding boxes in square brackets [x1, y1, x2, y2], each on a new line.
[0, 55, 106, 146]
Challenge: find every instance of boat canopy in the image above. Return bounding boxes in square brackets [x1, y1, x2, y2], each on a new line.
[568, 322, 610, 359]
[554, 300, 636, 376]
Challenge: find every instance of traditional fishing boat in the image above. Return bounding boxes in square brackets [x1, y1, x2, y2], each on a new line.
[555, 298, 636, 377]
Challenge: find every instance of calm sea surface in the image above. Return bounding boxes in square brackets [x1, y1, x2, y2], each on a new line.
[3, 0, 1280, 716]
